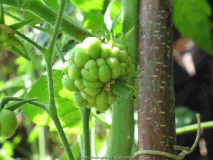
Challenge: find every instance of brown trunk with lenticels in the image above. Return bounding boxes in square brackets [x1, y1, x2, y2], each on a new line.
[136, 0, 176, 160]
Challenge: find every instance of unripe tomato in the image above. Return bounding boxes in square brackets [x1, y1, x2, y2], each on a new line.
[110, 46, 120, 59]
[98, 64, 111, 82]
[119, 50, 128, 62]
[0, 109, 18, 138]
[75, 79, 85, 90]
[83, 37, 101, 59]
[96, 91, 110, 112]
[68, 64, 81, 79]
[62, 61, 69, 74]
[100, 43, 111, 58]
[96, 58, 106, 67]
[74, 44, 90, 67]
[84, 87, 101, 96]
[73, 91, 88, 107]
[106, 57, 120, 68]
[83, 79, 104, 88]
[62, 74, 78, 91]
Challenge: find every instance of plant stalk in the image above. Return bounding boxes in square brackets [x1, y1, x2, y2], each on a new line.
[51, 113, 75, 160]
[80, 107, 91, 159]
[48, 0, 66, 60]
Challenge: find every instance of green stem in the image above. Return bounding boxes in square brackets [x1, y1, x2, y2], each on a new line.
[90, 111, 110, 127]
[48, 0, 66, 60]
[39, 127, 46, 160]
[80, 107, 91, 159]
[44, 45, 74, 160]
[50, 114, 74, 160]
[14, 144, 32, 159]
[176, 121, 213, 135]
[4, 99, 38, 111]
[91, 114, 96, 157]
[105, 0, 137, 157]
[0, 96, 46, 110]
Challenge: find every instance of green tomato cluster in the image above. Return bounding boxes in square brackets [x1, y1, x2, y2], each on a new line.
[0, 109, 18, 138]
[62, 37, 135, 112]
[0, 24, 14, 53]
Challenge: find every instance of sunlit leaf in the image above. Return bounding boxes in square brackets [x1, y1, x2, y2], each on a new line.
[175, 106, 197, 128]
[9, 18, 33, 31]
[173, 0, 213, 53]
[83, 12, 105, 34]
[23, 70, 83, 134]
[70, 0, 104, 12]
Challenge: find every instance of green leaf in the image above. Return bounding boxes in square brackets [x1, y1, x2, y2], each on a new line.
[42, 0, 58, 11]
[104, 0, 122, 34]
[24, 11, 44, 26]
[0, 3, 5, 24]
[111, 11, 120, 31]
[70, 0, 104, 12]
[175, 107, 197, 128]
[111, 81, 136, 100]
[83, 12, 105, 34]
[173, 0, 213, 53]
[27, 125, 40, 143]
[118, 27, 134, 43]
[23, 70, 83, 134]
[2, 141, 14, 157]
[10, 45, 31, 61]
[9, 18, 33, 30]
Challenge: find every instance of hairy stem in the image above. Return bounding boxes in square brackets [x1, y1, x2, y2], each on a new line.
[105, 0, 138, 158]
[15, 31, 47, 54]
[80, 107, 91, 159]
[48, 0, 66, 60]
[51, 113, 75, 160]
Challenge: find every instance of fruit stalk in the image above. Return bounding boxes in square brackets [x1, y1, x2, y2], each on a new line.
[80, 107, 91, 159]
[43, 0, 74, 159]
[104, 0, 138, 157]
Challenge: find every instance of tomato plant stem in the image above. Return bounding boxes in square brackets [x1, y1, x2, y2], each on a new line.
[43, 1, 74, 159]
[48, 0, 66, 61]
[51, 113, 75, 160]
[15, 31, 47, 54]
[80, 107, 91, 159]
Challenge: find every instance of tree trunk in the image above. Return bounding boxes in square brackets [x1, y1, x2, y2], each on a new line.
[137, 0, 176, 159]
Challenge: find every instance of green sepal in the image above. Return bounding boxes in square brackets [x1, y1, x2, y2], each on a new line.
[118, 27, 134, 43]
[111, 11, 121, 31]
[9, 18, 34, 31]
[0, 3, 4, 24]
[111, 81, 136, 100]
[10, 45, 31, 61]
[132, 68, 144, 79]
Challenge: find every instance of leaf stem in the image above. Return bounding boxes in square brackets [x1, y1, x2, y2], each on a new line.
[55, 43, 66, 63]
[90, 111, 110, 127]
[15, 31, 47, 54]
[42, 1, 74, 159]
[80, 107, 91, 159]
[50, 113, 75, 160]
[48, 0, 66, 61]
